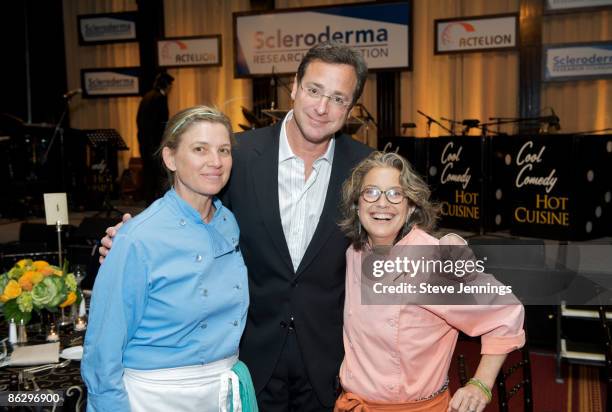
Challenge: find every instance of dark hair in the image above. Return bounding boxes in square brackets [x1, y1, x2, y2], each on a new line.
[154, 72, 174, 90]
[296, 41, 368, 106]
[338, 151, 439, 250]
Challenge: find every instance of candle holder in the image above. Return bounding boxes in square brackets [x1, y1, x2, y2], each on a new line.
[74, 294, 88, 331]
[58, 307, 73, 327]
[46, 323, 60, 342]
[74, 316, 87, 332]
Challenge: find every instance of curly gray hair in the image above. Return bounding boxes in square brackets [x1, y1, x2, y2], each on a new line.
[338, 151, 439, 250]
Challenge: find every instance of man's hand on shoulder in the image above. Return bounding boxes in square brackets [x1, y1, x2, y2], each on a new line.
[98, 213, 132, 264]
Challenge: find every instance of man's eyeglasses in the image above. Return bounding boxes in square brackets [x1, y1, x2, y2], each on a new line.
[299, 84, 351, 108]
[360, 186, 406, 204]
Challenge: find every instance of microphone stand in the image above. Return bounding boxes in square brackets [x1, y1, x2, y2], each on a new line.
[41, 96, 72, 191]
[440, 117, 461, 136]
[269, 68, 292, 110]
[270, 68, 278, 110]
[356, 103, 379, 129]
[470, 123, 504, 137]
[417, 110, 453, 136]
[354, 103, 378, 145]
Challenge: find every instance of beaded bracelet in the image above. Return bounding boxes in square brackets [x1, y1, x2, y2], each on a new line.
[467, 378, 492, 402]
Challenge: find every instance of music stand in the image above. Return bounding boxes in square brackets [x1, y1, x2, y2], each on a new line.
[82, 129, 128, 217]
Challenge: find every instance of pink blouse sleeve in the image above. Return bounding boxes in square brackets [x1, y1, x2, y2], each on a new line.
[424, 304, 526, 354]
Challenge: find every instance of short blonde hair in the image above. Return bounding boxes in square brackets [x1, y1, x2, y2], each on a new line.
[338, 151, 439, 250]
[157, 105, 235, 186]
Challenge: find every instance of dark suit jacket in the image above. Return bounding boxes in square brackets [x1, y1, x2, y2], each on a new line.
[224, 121, 372, 406]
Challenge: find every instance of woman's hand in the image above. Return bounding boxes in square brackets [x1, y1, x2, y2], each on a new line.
[98, 213, 132, 263]
[448, 353, 504, 411]
[447, 383, 489, 412]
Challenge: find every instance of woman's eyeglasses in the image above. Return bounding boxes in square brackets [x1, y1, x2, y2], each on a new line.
[360, 187, 406, 204]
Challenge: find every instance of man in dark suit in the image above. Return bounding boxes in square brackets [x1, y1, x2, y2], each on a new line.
[136, 71, 174, 204]
[99, 42, 371, 411]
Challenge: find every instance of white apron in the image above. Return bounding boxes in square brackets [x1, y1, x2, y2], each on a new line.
[123, 355, 241, 412]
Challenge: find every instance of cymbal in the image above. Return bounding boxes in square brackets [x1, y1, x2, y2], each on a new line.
[241, 106, 264, 128]
[0, 113, 24, 135]
[262, 109, 289, 120]
[342, 116, 364, 135]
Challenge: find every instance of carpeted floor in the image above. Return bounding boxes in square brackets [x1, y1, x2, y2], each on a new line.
[449, 339, 606, 411]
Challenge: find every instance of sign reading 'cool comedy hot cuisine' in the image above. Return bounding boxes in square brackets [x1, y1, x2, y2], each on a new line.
[233, 1, 412, 77]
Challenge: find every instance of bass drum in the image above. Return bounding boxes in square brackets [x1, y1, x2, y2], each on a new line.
[0, 113, 29, 217]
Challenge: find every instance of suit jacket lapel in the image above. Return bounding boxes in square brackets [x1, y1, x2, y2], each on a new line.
[295, 134, 353, 277]
[251, 122, 295, 275]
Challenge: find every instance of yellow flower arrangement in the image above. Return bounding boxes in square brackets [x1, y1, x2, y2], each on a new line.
[59, 292, 77, 308]
[2, 280, 22, 301]
[0, 259, 80, 324]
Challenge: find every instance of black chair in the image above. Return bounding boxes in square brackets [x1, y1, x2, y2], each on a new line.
[457, 345, 533, 412]
[598, 306, 612, 411]
[458, 353, 469, 386]
[495, 346, 533, 412]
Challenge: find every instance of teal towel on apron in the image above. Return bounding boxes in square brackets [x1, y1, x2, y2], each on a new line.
[230, 360, 259, 412]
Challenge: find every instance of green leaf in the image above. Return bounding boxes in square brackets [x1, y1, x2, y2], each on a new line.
[62, 259, 70, 276]
[3, 300, 31, 324]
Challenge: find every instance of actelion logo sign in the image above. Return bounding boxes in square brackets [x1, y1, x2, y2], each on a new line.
[161, 41, 196, 64]
[158, 37, 221, 67]
[442, 21, 512, 48]
[441, 22, 475, 46]
[435, 14, 517, 54]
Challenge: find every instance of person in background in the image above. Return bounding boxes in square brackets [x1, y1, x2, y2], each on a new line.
[99, 41, 372, 411]
[335, 151, 525, 412]
[137, 71, 174, 204]
[82, 106, 256, 412]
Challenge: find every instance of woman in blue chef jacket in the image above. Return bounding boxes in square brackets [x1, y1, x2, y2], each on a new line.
[81, 106, 255, 412]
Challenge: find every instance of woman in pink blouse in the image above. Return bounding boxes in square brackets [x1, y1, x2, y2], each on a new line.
[335, 151, 525, 412]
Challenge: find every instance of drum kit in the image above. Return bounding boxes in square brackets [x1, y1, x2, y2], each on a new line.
[0, 114, 55, 183]
[0, 114, 59, 217]
[239, 104, 374, 140]
[0, 113, 127, 218]
[238, 69, 377, 140]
